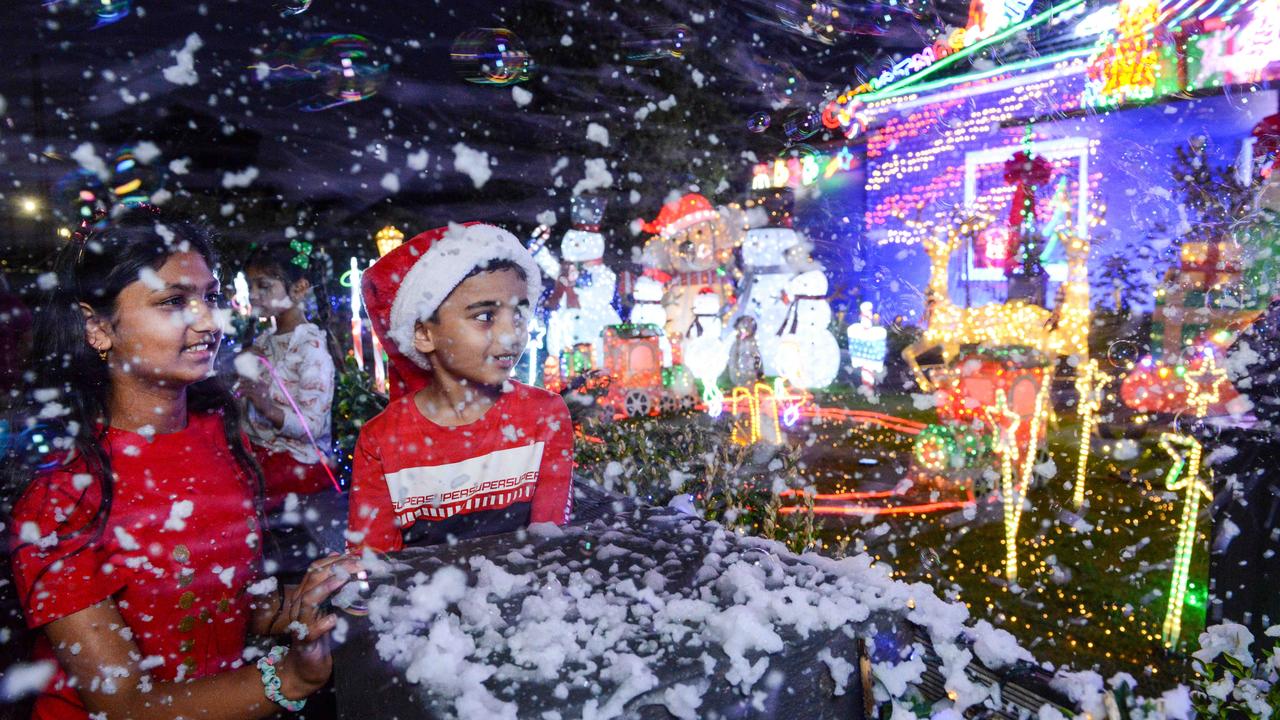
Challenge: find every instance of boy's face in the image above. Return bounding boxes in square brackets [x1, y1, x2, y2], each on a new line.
[413, 268, 530, 389]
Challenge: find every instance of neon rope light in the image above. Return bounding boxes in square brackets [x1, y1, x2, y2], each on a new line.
[779, 498, 976, 517]
[805, 407, 926, 435]
[349, 258, 365, 371]
[368, 261, 388, 394]
[865, 47, 1093, 110]
[862, 0, 1086, 101]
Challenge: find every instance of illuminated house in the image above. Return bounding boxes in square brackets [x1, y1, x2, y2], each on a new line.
[765, 0, 1280, 341]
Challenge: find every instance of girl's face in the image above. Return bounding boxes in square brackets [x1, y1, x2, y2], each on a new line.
[245, 266, 295, 319]
[88, 251, 226, 389]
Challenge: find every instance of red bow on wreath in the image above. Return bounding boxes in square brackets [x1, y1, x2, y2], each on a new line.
[1003, 151, 1054, 228]
[1252, 113, 1280, 180]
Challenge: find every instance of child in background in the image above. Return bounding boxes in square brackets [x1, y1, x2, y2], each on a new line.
[348, 222, 573, 553]
[240, 244, 336, 510]
[238, 243, 338, 581]
[4, 214, 352, 720]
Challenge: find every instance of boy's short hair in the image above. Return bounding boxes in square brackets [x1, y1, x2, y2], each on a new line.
[425, 258, 531, 323]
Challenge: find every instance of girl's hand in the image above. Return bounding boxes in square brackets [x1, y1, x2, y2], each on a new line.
[270, 555, 361, 699]
[266, 554, 361, 638]
[278, 622, 333, 700]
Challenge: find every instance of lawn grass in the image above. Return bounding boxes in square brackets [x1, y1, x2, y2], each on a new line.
[799, 386, 1208, 694]
[574, 378, 1210, 695]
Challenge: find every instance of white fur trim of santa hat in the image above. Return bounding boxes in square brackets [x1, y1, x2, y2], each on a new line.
[388, 223, 543, 371]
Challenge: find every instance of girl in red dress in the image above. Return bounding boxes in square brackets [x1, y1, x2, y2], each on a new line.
[3, 213, 356, 720]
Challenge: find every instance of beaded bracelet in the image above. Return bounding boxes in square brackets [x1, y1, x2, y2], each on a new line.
[257, 645, 307, 712]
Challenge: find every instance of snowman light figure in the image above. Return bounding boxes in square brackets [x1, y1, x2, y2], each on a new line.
[735, 226, 805, 377]
[774, 270, 841, 389]
[534, 197, 622, 366]
[682, 289, 730, 413]
[628, 273, 674, 367]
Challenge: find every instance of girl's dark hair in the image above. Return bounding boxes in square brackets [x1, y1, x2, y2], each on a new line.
[244, 242, 345, 366]
[244, 242, 313, 294]
[1, 212, 266, 577]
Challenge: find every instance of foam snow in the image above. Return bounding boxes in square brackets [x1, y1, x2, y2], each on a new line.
[221, 166, 260, 189]
[407, 149, 430, 171]
[0, 662, 56, 702]
[164, 500, 194, 531]
[162, 33, 204, 86]
[586, 122, 610, 147]
[72, 143, 111, 181]
[573, 158, 613, 196]
[453, 143, 492, 188]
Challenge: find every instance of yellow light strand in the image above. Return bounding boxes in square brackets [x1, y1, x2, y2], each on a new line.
[1072, 359, 1106, 509]
[1010, 374, 1053, 582]
[1157, 432, 1210, 649]
[728, 386, 760, 445]
[986, 389, 1021, 583]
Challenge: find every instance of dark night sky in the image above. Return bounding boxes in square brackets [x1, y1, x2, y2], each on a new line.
[0, 0, 956, 266]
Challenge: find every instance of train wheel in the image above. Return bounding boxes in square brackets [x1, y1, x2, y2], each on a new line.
[625, 389, 653, 417]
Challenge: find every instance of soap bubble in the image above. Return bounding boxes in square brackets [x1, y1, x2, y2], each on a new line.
[623, 24, 693, 61]
[270, 34, 387, 112]
[275, 0, 312, 17]
[450, 28, 533, 86]
[43, 0, 131, 30]
[783, 109, 822, 142]
[1107, 340, 1140, 369]
[750, 58, 806, 108]
[109, 145, 164, 207]
[53, 169, 111, 224]
[746, 112, 771, 133]
[775, 0, 844, 43]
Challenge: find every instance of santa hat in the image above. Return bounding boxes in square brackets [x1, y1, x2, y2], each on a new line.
[362, 222, 542, 398]
[639, 193, 718, 239]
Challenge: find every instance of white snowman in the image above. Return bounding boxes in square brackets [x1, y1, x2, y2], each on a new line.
[534, 203, 621, 367]
[736, 227, 804, 376]
[682, 290, 730, 397]
[629, 274, 673, 367]
[774, 269, 841, 389]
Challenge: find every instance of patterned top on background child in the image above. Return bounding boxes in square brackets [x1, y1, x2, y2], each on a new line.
[244, 322, 334, 464]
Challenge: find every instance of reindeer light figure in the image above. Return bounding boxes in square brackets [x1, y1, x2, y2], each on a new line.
[902, 214, 1091, 392]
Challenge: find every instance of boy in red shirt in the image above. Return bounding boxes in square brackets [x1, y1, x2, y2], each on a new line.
[348, 222, 573, 552]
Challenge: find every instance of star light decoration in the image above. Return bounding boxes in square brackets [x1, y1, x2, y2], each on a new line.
[1155, 348, 1227, 649]
[984, 374, 1052, 584]
[1157, 432, 1210, 649]
[1072, 359, 1107, 509]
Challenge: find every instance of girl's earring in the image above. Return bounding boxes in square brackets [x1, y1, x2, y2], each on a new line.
[98, 349, 109, 362]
